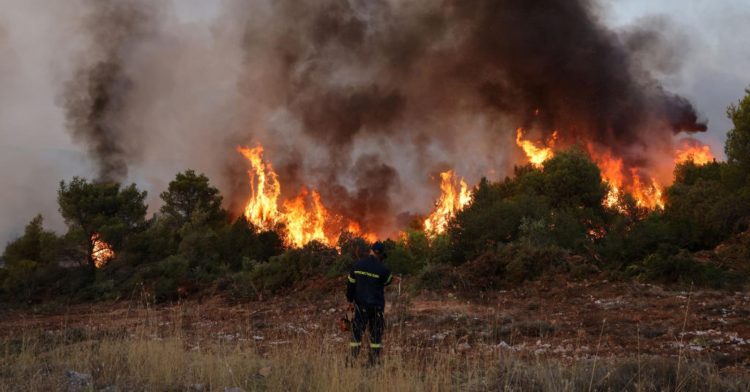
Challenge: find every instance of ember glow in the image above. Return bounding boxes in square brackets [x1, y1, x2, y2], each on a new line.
[423, 170, 472, 235]
[238, 144, 375, 248]
[91, 233, 115, 268]
[515, 128, 558, 168]
[675, 139, 715, 165]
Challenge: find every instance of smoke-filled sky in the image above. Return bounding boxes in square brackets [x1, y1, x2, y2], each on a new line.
[0, 0, 748, 245]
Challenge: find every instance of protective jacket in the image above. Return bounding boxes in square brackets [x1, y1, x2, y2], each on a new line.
[346, 255, 392, 308]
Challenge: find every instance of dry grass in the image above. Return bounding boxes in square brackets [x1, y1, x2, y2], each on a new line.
[0, 300, 747, 392]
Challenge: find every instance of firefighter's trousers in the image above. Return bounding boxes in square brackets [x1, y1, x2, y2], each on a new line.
[349, 304, 384, 364]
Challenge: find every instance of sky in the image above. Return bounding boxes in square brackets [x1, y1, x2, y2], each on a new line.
[604, 0, 750, 152]
[0, 0, 748, 245]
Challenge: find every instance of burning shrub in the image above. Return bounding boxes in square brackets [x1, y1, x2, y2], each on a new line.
[57, 178, 148, 269]
[450, 149, 608, 261]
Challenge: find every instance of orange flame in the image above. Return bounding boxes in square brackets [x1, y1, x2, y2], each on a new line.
[630, 170, 664, 210]
[237, 145, 281, 230]
[281, 188, 329, 248]
[587, 146, 665, 211]
[675, 140, 714, 165]
[346, 221, 378, 243]
[597, 154, 625, 211]
[424, 170, 472, 235]
[238, 144, 374, 247]
[516, 128, 558, 168]
[91, 233, 115, 268]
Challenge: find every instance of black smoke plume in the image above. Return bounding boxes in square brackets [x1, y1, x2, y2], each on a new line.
[232, 0, 705, 234]
[62, 0, 157, 182]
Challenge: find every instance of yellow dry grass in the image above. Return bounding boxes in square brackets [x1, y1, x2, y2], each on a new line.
[0, 300, 746, 392]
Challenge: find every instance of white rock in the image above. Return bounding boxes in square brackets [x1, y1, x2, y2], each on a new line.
[65, 370, 92, 392]
[496, 341, 513, 350]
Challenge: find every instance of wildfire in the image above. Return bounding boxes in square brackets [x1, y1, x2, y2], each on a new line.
[515, 128, 558, 168]
[281, 188, 329, 247]
[630, 171, 665, 210]
[675, 139, 714, 165]
[596, 154, 626, 211]
[237, 145, 282, 229]
[238, 145, 374, 248]
[424, 170, 472, 235]
[91, 233, 115, 268]
[588, 147, 665, 211]
[346, 221, 378, 243]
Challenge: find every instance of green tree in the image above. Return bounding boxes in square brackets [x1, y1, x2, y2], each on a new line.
[58, 177, 148, 269]
[540, 148, 606, 210]
[218, 216, 263, 270]
[450, 175, 550, 261]
[725, 88, 750, 177]
[159, 170, 225, 229]
[2, 215, 59, 267]
[1, 215, 63, 299]
[665, 161, 750, 249]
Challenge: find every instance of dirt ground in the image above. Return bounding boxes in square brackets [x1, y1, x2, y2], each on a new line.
[1, 279, 748, 376]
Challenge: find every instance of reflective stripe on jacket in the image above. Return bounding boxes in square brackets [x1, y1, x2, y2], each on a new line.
[346, 255, 392, 307]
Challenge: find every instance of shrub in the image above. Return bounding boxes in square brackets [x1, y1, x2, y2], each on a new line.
[666, 162, 749, 250]
[459, 243, 568, 290]
[414, 263, 455, 290]
[230, 259, 261, 300]
[639, 250, 741, 289]
[326, 254, 354, 278]
[383, 230, 429, 275]
[502, 243, 568, 283]
[450, 150, 608, 261]
[250, 241, 338, 294]
[149, 255, 190, 301]
[249, 258, 292, 294]
[2, 215, 61, 268]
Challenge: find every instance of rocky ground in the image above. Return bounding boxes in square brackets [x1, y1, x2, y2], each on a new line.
[1, 279, 748, 378]
[0, 281, 750, 371]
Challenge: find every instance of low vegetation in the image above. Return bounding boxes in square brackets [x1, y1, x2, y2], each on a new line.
[1, 300, 747, 392]
[3, 91, 750, 304]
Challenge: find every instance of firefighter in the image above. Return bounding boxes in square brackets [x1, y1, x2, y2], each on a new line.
[346, 241, 392, 365]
